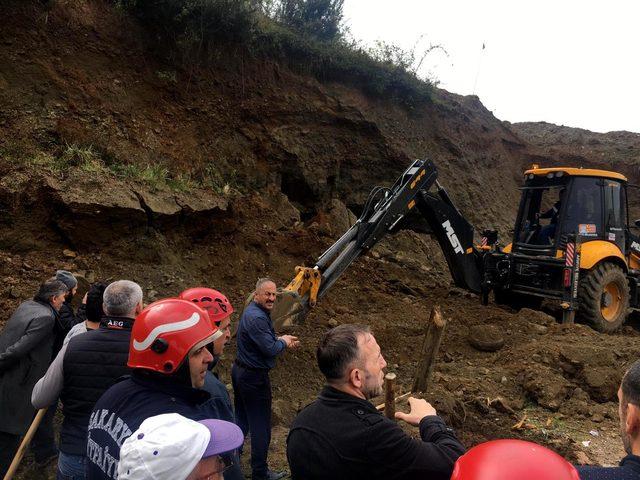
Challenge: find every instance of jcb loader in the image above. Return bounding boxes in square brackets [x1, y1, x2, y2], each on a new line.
[270, 159, 640, 333]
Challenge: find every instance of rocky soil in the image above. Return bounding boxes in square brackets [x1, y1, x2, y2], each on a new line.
[2, 1, 640, 478]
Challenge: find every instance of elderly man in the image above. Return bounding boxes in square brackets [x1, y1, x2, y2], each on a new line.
[32, 280, 144, 480]
[287, 324, 465, 480]
[86, 298, 224, 480]
[0, 278, 68, 477]
[578, 359, 640, 479]
[232, 278, 299, 480]
[117, 413, 244, 480]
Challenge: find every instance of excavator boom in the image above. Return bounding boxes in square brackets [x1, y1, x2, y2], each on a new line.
[272, 159, 483, 329]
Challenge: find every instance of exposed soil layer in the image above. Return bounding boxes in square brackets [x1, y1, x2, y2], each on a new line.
[2, 2, 640, 478]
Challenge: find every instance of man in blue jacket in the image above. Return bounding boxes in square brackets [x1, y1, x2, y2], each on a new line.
[232, 278, 299, 480]
[577, 359, 640, 479]
[180, 287, 244, 480]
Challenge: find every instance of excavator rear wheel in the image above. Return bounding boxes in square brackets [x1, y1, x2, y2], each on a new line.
[578, 262, 629, 333]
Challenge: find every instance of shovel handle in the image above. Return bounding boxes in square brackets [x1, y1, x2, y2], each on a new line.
[3, 408, 48, 480]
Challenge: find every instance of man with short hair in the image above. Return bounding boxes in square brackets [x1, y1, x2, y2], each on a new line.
[117, 413, 244, 480]
[287, 324, 465, 480]
[32, 280, 144, 479]
[86, 298, 224, 480]
[0, 278, 68, 477]
[63, 282, 107, 346]
[232, 278, 299, 480]
[577, 359, 640, 479]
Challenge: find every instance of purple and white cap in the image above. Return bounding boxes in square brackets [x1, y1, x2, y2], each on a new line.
[118, 413, 244, 480]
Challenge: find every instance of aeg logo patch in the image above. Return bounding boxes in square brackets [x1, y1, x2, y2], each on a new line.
[443, 220, 463, 254]
[107, 319, 124, 329]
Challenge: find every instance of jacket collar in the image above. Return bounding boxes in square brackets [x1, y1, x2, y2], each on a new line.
[100, 316, 134, 330]
[318, 385, 377, 412]
[620, 454, 640, 472]
[33, 298, 58, 317]
[250, 301, 272, 317]
[131, 370, 210, 404]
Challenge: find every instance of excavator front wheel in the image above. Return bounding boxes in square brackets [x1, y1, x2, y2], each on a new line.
[578, 262, 629, 333]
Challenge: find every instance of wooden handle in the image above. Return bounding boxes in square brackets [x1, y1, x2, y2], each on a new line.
[3, 408, 47, 480]
[383, 373, 397, 419]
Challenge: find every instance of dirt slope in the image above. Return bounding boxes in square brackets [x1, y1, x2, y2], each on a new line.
[1, 1, 639, 478]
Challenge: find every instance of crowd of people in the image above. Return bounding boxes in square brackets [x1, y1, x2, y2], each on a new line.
[0, 271, 639, 480]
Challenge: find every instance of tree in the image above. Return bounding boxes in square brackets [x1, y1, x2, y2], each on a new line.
[275, 0, 345, 42]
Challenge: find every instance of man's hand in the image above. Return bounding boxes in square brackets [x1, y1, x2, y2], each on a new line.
[395, 397, 437, 426]
[279, 334, 300, 349]
[82, 292, 88, 304]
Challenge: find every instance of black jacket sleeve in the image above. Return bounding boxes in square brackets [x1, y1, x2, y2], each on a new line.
[364, 414, 465, 480]
[58, 302, 78, 330]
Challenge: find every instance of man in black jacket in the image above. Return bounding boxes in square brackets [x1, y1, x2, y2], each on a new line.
[32, 279, 144, 480]
[287, 324, 465, 480]
[0, 278, 68, 477]
[577, 359, 640, 479]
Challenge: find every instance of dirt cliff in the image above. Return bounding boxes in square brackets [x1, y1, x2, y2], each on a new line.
[1, 1, 639, 478]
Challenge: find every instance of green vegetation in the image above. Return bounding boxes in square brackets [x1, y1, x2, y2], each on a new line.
[23, 143, 231, 194]
[113, 0, 437, 108]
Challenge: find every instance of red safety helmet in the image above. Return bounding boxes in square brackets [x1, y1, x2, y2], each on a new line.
[128, 298, 223, 374]
[179, 287, 234, 326]
[450, 439, 580, 480]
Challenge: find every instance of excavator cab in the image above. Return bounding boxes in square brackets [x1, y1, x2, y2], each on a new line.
[502, 166, 638, 332]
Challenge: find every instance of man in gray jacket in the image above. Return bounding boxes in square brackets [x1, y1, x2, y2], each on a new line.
[0, 277, 68, 477]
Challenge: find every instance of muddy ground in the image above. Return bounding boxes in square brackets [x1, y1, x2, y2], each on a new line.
[5, 210, 640, 479]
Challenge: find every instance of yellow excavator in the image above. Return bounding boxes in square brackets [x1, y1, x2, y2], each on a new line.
[270, 159, 639, 333]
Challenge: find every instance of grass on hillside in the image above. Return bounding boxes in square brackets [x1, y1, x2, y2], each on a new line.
[22, 143, 233, 194]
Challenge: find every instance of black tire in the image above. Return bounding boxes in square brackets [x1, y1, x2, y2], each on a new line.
[578, 262, 629, 333]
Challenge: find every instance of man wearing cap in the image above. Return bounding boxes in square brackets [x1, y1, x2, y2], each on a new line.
[233, 278, 299, 480]
[117, 413, 244, 480]
[0, 277, 68, 477]
[32, 280, 143, 480]
[55, 270, 80, 344]
[86, 298, 226, 480]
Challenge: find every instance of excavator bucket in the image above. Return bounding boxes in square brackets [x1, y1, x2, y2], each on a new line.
[239, 289, 307, 332]
[271, 290, 307, 330]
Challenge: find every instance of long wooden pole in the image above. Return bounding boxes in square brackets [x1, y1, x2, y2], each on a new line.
[412, 305, 446, 393]
[383, 373, 397, 420]
[3, 408, 47, 480]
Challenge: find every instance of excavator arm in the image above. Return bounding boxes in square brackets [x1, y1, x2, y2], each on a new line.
[271, 158, 484, 329]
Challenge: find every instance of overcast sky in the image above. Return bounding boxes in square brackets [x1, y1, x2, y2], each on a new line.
[343, 0, 640, 134]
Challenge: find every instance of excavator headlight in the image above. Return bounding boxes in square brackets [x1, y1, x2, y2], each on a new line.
[555, 171, 564, 177]
[527, 174, 534, 180]
[546, 173, 554, 179]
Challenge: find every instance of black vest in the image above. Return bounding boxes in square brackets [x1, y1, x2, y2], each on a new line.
[60, 316, 133, 455]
